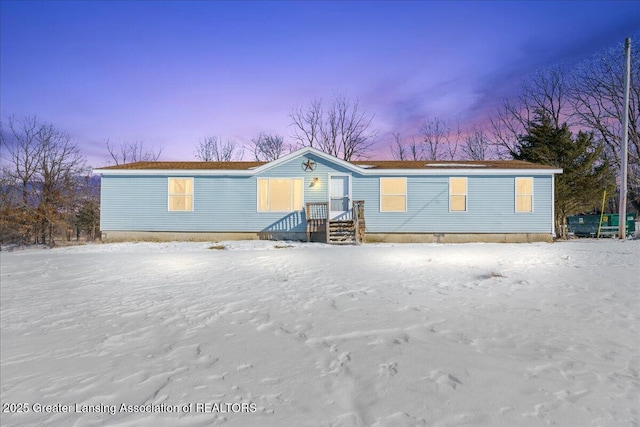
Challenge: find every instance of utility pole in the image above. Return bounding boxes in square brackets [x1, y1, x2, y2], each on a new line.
[619, 37, 631, 240]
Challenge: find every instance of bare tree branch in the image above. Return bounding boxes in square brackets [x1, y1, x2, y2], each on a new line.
[390, 132, 406, 160]
[106, 140, 163, 165]
[421, 116, 453, 160]
[290, 99, 322, 149]
[461, 127, 491, 160]
[569, 41, 640, 208]
[489, 66, 572, 159]
[390, 132, 426, 161]
[251, 133, 287, 161]
[1, 115, 87, 245]
[194, 136, 243, 161]
[289, 94, 378, 160]
[36, 124, 88, 244]
[1, 115, 43, 207]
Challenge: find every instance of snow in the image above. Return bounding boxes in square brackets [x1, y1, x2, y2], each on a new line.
[1, 240, 638, 426]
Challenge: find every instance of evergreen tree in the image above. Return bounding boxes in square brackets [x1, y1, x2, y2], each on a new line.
[515, 111, 615, 238]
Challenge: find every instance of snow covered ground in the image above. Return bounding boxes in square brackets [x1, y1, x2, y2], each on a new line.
[1, 240, 638, 427]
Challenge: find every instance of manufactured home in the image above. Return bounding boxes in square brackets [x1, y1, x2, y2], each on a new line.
[94, 147, 562, 243]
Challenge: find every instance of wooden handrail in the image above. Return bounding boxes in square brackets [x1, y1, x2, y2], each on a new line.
[305, 202, 329, 220]
[352, 200, 365, 222]
[306, 200, 365, 244]
[305, 202, 329, 243]
[352, 200, 365, 244]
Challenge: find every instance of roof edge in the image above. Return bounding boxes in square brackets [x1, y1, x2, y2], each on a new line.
[93, 147, 563, 175]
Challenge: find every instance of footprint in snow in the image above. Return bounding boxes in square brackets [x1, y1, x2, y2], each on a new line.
[260, 377, 282, 385]
[325, 352, 351, 376]
[371, 412, 427, 427]
[331, 412, 364, 427]
[424, 370, 463, 390]
[378, 361, 398, 377]
[554, 389, 591, 403]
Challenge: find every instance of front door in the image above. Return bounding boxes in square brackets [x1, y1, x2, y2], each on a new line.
[330, 175, 350, 220]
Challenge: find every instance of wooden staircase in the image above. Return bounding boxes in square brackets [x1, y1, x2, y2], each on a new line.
[305, 200, 365, 245]
[328, 220, 356, 244]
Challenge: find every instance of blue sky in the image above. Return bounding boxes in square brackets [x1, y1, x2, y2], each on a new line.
[1, 1, 638, 166]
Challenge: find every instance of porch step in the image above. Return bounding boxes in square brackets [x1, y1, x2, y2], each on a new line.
[328, 220, 356, 244]
[329, 226, 355, 233]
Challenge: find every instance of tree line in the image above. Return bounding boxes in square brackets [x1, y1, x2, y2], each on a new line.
[0, 116, 98, 246]
[191, 94, 377, 162]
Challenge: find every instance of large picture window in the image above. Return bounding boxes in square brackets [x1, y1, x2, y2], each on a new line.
[257, 178, 303, 212]
[380, 178, 407, 212]
[515, 177, 533, 212]
[168, 178, 194, 211]
[449, 177, 467, 212]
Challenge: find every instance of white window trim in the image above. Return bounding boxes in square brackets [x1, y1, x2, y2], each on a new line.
[448, 177, 467, 213]
[515, 177, 534, 213]
[167, 177, 194, 212]
[379, 177, 407, 213]
[256, 177, 304, 213]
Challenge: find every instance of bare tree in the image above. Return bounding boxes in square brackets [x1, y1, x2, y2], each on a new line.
[447, 121, 462, 160]
[523, 65, 571, 128]
[1, 115, 46, 243]
[390, 132, 424, 161]
[489, 98, 530, 158]
[569, 42, 640, 209]
[489, 65, 572, 158]
[390, 132, 407, 161]
[290, 94, 378, 160]
[194, 136, 243, 161]
[106, 140, 163, 165]
[1, 115, 87, 245]
[290, 99, 322, 149]
[421, 116, 459, 160]
[1, 115, 42, 208]
[37, 124, 88, 244]
[461, 127, 491, 160]
[251, 132, 287, 161]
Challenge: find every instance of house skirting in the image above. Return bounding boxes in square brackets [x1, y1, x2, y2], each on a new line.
[365, 233, 553, 243]
[100, 231, 307, 242]
[101, 230, 552, 243]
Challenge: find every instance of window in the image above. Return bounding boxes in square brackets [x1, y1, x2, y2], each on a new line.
[449, 177, 467, 212]
[168, 178, 193, 211]
[515, 177, 533, 212]
[380, 178, 406, 212]
[257, 178, 303, 212]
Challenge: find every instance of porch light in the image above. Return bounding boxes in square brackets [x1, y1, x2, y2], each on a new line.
[311, 177, 320, 187]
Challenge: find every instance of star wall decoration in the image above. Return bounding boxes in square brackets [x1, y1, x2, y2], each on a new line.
[302, 159, 317, 171]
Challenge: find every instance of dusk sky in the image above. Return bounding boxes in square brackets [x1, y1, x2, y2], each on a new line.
[1, 1, 639, 166]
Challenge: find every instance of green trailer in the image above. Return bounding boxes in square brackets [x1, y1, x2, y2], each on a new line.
[566, 215, 600, 237]
[567, 212, 637, 237]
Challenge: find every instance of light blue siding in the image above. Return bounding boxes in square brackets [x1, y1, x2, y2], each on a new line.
[353, 175, 553, 233]
[100, 153, 554, 234]
[101, 174, 305, 232]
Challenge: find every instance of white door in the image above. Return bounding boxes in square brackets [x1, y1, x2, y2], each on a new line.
[330, 176, 350, 219]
